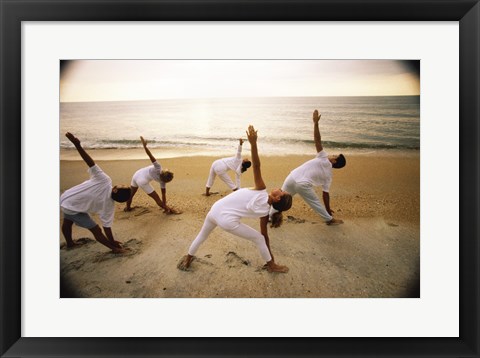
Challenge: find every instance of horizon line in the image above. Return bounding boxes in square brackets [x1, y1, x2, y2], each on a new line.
[60, 94, 420, 104]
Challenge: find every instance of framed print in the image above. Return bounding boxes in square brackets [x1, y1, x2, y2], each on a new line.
[1, 0, 479, 357]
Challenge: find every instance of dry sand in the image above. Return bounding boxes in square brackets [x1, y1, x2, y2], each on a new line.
[60, 151, 420, 298]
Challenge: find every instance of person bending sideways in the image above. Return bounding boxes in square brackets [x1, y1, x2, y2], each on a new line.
[60, 132, 131, 253]
[205, 138, 251, 196]
[178, 125, 293, 273]
[124, 136, 179, 214]
[270, 109, 345, 227]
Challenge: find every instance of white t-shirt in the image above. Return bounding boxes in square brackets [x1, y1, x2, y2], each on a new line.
[209, 188, 270, 222]
[60, 165, 115, 227]
[223, 144, 243, 173]
[134, 161, 166, 189]
[222, 144, 242, 170]
[215, 144, 243, 188]
[290, 150, 333, 192]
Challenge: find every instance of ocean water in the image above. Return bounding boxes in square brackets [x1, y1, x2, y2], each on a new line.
[60, 96, 420, 157]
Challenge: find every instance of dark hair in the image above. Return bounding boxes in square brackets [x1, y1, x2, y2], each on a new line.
[241, 161, 251, 173]
[111, 187, 131, 203]
[160, 170, 174, 183]
[332, 154, 346, 169]
[270, 193, 293, 228]
[272, 193, 292, 212]
[270, 212, 284, 228]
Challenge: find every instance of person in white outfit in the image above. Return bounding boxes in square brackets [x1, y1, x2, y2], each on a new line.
[270, 109, 345, 227]
[125, 136, 179, 214]
[178, 125, 293, 273]
[205, 138, 251, 196]
[60, 132, 131, 253]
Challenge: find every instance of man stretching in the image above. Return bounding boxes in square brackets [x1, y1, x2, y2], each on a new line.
[270, 109, 345, 227]
[60, 132, 131, 253]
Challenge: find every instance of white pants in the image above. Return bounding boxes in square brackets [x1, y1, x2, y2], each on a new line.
[206, 161, 236, 190]
[188, 212, 272, 262]
[269, 174, 332, 222]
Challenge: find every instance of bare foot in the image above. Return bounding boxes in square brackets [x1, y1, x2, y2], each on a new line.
[66, 242, 81, 250]
[112, 247, 131, 254]
[177, 255, 194, 271]
[327, 218, 344, 225]
[163, 207, 180, 215]
[266, 262, 289, 273]
[124, 206, 136, 212]
[164, 207, 182, 215]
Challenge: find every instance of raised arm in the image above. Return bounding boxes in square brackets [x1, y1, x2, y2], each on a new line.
[140, 136, 157, 163]
[313, 109, 323, 153]
[65, 132, 95, 167]
[246, 125, 266, 190]
[235, 138, 244, 159]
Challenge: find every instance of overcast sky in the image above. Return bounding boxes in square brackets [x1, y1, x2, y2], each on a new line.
[60, 60, 420, 102]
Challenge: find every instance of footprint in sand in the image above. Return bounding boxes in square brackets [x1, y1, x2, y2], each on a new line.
[62, 259, 86, 271]
[93, 238, 143, 263]
[134, 208, 151, 217]
[286, 216, 306, 224]
[177, 255, 214, 272]
[60, 237, 95, 250]
[225, 251, 250, 268]
[195, 257, 214, 266]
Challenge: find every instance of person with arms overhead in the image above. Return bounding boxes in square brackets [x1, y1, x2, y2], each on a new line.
[60, 132, 131, 253]
[205, 138, 251, 196]
[270, 109, 345, 227]
[178, 125, 293, 273]
[124, 136, 179, 214]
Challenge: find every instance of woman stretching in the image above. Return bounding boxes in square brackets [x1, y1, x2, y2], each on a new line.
[205, 138, 251, 196]
[178, 125, 293, 273]
[124, 136, 178, 214]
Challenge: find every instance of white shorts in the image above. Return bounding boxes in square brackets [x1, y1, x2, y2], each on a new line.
[131, 171, 154, 194]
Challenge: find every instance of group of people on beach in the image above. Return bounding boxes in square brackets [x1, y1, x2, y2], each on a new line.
[60, 109, 346, 273]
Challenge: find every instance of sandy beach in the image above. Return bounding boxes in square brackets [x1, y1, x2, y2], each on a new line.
[60, 151, 420, 298]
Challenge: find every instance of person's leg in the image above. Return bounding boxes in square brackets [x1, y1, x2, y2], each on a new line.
[178, 214, 217, 270]
[124, 186, 138, 211]
[224, 222, 289, 273]
[297, 184, 332, 222]
[147, 190, 164, 209]
[62, 212, 97, 248]
[61, 218, 76, 247]
[225, 222, 271, 261]
[188, 214, 217, 256]
[217, 171, 236, 191]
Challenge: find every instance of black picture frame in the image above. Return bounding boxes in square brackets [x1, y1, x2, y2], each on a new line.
[1, 1, 478, 357]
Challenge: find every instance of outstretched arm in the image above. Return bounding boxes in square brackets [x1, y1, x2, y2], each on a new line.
[65, 132, 95, 167]
[103, 227, 122, 248]
[161, 188, 167, 207]
[236, 138, 244, 159]
[140, 136, 157, 163]
[246, 125, 266, 190]
[322, 192, 344, 225]
[322, 191, 332, 215]
[313, 109, 323, 153]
